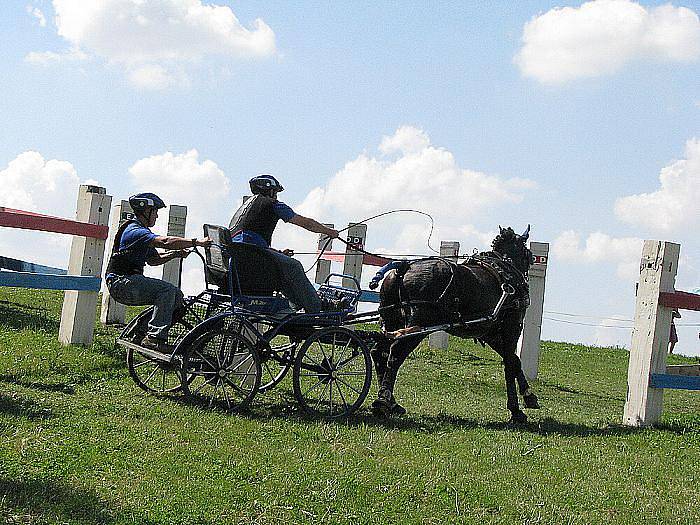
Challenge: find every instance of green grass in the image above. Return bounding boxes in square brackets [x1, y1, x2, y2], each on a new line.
[1, 287, 699, 524]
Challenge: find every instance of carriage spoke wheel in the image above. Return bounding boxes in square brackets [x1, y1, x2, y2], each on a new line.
[124, 308, 182, 395]
[293, 327, 371, 419]
[258, 335, 296, 393]
[127, 347, 183, 395]
[182, 328, 261, 412]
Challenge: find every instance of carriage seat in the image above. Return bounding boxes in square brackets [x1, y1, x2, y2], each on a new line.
[202, 224, 284, 297]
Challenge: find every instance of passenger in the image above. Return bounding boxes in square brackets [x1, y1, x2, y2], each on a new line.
[105, 193, 212, 351]
[229, 174, 339, 313]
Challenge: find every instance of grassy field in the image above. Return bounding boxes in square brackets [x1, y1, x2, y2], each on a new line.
[1, 287, 699, 525]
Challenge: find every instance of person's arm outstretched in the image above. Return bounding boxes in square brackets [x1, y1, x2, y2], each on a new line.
[288, 215, 339, 239]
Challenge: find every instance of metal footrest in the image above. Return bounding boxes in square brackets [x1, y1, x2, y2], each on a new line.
[116, 338, 179, 364]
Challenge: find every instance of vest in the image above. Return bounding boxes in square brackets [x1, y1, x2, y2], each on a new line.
[228, 194, 279, 247]
[105, 220, 147, 277]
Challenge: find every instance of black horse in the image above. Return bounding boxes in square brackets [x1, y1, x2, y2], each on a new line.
[371, 226, 539, 423]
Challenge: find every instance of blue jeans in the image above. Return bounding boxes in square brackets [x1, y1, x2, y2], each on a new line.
[265, 250, 321, 313]
[107, 274, 184, 340]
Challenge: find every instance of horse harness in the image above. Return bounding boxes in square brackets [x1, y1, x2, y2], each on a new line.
[388, 252, 530, 335]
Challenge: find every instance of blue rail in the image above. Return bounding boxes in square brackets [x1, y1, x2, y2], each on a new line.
[0, 271, 101, 292]
[650, 373, 700, 391]
[0, 256, 66, 275]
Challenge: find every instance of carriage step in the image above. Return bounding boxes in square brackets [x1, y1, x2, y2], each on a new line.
[116, 338, 180, 363]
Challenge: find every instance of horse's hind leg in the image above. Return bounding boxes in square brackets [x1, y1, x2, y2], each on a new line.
[372, 335, 422, 417]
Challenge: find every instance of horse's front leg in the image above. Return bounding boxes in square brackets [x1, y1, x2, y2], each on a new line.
[503, 349, 527, 424]
[516, 369, 540, 409]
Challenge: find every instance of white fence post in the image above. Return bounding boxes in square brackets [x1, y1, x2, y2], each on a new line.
[517, 241, 549, 380]
[623, 240, 679, 427]
[342, 223, 367, 290]
[100, 200, 133, 325]
[429, 241, 460, 349]
[161, 205, 187, 287]
[59, 185, 112, 346]
[315, 223, 334, 285]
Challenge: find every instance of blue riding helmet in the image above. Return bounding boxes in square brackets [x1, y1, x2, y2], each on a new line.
[249, 174, 284, 195]
[129, 192, 166, 212]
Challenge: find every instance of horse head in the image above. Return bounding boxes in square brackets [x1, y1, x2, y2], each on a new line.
[492, 225, 532, 274]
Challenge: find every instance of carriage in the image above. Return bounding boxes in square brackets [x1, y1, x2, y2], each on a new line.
[116, 224, 381, 419]
[116, 223, 538, 423]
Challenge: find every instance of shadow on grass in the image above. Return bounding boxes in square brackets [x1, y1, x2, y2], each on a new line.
[0, 393, 53, 420]
[236, 393, 700, 437]
[537, 379, 623, 403]
[0, 374, 75, 394]
[0, 300, 59, 332]
[0, 477, 157, 525]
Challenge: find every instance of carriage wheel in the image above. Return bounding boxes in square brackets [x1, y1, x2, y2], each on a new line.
[127, 347, 183, 394]
[124, 308, 182, 394]
[258, 334, 296, 393]
[292, 327, 372, 418]
[182, 328, 261, 411]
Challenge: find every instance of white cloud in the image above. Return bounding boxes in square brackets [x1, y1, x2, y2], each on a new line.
[28, 0, 276, 89]
[273, 126, 535, 260]
[27, 5, 47, 27]
[615, 138, 700, 232]
[25, 47, 87, 65]
[0, 151, 93, 268]
[298, 126, 534, 222]
[0, 151, 80, 213]
[515, 0, 700, 84]
[594, 316, 632, 348]
[552, 230, 642, 280]
[128, 149, 232, 237]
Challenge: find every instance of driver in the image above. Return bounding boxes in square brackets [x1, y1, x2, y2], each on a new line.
[228, 174, 339, 313]
[105, 193, 211, 351]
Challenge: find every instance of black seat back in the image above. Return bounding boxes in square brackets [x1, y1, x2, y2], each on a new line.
[203, 224, 232, 291]
[228, 242, 283, 296]
[203, 224, 283, 296]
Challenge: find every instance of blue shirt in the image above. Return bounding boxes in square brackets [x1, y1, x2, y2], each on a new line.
[231, 200, 295, 248]
[106, 221, 158, 278]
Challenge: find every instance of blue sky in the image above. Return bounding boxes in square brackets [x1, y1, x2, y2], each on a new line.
[1, 0, 699, 353]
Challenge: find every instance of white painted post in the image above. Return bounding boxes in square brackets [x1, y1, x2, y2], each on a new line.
[623, 240, 679, 427]
[342, 223, 367, 290]
[517, 242, 549, 380]
[429, 241, 460, 349]
[314, 223, 334, 285]
[100, 200, 133, 325]
[59, 185, 112, 346]
[161, 205, 187, 287]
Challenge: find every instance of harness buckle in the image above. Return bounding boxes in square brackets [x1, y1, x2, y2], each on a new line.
[502, 283, 515, 295]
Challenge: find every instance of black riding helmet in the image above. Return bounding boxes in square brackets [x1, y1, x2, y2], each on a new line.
[129, 192, 166, 213]
[249, 174, 284, 196]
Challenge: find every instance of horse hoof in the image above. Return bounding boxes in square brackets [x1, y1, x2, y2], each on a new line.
[509, 411, 528, 425]
[523, 393, 540, 409]
[371, 398, 393, 418]
[390, 400, 407, 416]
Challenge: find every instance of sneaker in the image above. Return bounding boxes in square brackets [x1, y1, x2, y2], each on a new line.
[140, 335, 174, 352]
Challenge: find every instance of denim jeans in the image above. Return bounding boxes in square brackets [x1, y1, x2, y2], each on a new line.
[264, 250, 321, 313]
[107, 274, 184, 340]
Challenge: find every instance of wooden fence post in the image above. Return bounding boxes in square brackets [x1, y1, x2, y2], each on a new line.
[314, 224, 334, 285]
[59, 185, 112, 346]
[161, 205, 187, 287]
[100, 200, 133, 325]
[517, 241, 549, 380]
[342, 223, 367, 290]
[429, 241, 460, 349]
[623, 240, 680, 427]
